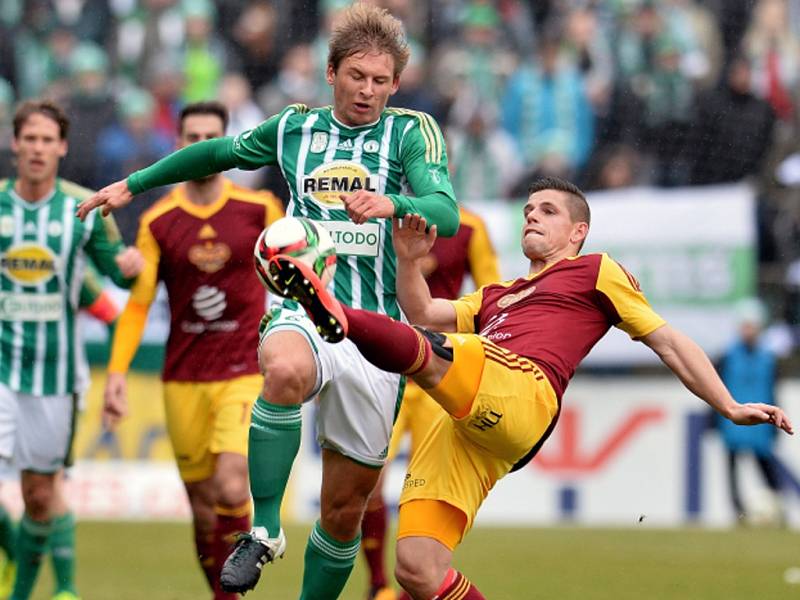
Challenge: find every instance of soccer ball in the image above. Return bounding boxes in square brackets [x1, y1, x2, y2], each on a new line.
[254, 216, 337, 296]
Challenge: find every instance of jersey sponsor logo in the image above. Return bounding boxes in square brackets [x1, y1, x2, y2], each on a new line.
[0, 291, 62, 321]
[303, 161, 377, 206]
[47, 221, 63, 237]
[363, 140, 380, 153]
[497, 285, 536, 308]
[469, 408, 503, 432]
[402, 473, 426, 490]
[310, 132, 328, 153]
[192, 285, 227, 321]
[1, 244, 58, 286]
[319, 220, 381, 257]
[480, 312, 511, 341]
[188, 241, 231, 274]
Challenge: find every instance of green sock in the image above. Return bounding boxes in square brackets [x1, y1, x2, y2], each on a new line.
[10, 515, 52, 600]
[0, 504, 16, 561]
[48, 512, 77, 595]
[249, 397, 302, 536]
[299, 521, 360, 600]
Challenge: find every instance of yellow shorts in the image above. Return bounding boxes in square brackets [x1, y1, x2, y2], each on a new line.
[398, 334, 558, 546]
[387, 381, 445, 461]
[163, 374, 262, 482]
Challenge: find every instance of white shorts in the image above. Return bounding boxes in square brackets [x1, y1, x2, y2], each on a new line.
[0, 383, 77, 473]
[260, 301, 404, 467]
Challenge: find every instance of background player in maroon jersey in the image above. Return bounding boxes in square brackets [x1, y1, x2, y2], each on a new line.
[102, 102, 283, 600]
[268, 176, 793, 600]
[360, 206, 500, 600]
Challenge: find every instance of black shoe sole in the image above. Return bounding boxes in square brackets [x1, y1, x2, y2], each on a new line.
[268, 256, 347, 342]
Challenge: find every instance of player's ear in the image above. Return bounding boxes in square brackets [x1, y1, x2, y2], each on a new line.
[326, 63, 335, 86]
[59, 138, 68, 158]
[571, 222, 589, 246]
[390, 75, 400, 95]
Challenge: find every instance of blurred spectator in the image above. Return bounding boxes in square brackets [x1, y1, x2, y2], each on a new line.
[114, 0, 185, 85]
[501, 27, 594, 183]
[230, 1, 279, 92]
[389, 43, 447, 123]
[562, 4, 614, 120]
[13, 0, 76, 100]
[714, 298, 785, 526]
[144, 56, 185, 140]
[580, 143, 644, 191]
[95, 87, 171, 241]
[0, 77, 13, 179]
[690, 55, 775, 185]
[663, 0, 724, 91]
[615, 2, 696, 186]
[60, 42, 118, 188]
[430, 1, 517, 111]
[446, 88, 522, 201]
[258, 43, 325, 118]
[219, 72, 268, 190]
[742, 0, 800, 121]
[55, 0, 114, 47]
[181, 0, 231, 102]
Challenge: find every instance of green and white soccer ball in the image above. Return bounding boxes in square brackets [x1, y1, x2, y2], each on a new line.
[253, 216, 337, 296]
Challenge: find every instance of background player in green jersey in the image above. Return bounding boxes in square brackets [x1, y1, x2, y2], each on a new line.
[77, 4, 459, 599]
[0, 100, 142, 600]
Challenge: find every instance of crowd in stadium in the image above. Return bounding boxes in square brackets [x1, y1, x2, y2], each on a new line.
[0, 0, 799, 319]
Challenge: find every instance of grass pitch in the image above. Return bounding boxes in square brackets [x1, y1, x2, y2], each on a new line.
[26, 522, 797, 599]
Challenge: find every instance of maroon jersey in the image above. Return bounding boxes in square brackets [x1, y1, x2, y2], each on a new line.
[113, 179, 284, 381]
[452, 253, 665, 399]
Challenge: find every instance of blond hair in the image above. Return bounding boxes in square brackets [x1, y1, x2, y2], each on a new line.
[328, 2, 410, 77]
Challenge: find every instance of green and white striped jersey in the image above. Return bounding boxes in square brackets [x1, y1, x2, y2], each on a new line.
[230, 105, 457, 319]
[0, 179, 131, 396]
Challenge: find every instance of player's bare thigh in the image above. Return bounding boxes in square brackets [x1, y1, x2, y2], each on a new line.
[259, 330, 317, 405]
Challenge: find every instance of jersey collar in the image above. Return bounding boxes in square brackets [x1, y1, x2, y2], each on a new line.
[329, 107, 381, 131]
[174, 178, 232, 219]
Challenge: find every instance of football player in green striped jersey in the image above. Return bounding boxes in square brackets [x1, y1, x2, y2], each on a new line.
[77, 4, 459, 599]
[1, 100, 142, 600]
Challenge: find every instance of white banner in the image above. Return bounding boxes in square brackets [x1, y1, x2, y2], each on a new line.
[466, 183, 757, 365]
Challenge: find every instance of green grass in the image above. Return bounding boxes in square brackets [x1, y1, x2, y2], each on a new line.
[24, 522, 799, 599]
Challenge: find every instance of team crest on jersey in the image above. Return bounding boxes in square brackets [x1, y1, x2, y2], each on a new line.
[497, 285, 536, 308]
[363, 140, 380, 153]
[0, 216, 13, 237]
[188, 241, 231, 273]
[1, 244, 57, 285]
[47, 221, 63, 237]
[303, 161, 377, 206]
[310, 132, 328, 153]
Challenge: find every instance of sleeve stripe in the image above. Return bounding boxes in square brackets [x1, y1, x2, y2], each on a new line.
[387, 108, 442, 163]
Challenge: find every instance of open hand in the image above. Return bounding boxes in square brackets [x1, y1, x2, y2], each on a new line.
[392, 214, 437, 261]
[728, 402, 793, 434]
[77, 179, 134, 220]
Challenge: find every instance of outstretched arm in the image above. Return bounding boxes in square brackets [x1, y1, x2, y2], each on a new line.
[77, 137, 238, 219]
[394, 215, 457, 331]
[641, 324, 793, 434]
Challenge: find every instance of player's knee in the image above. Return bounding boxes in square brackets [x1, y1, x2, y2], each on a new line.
[261, 355, 312, 404]
[394, 548, 440, 596]
[320, 494, 367, 538]
[22, 483, 55, 519]
[216, 472, 250, 507]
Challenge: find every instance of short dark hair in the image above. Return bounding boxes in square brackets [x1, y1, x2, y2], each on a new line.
[528, 176, 590, 226]
[13, 100, 70, 139]
[178, 101, 229, 135]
